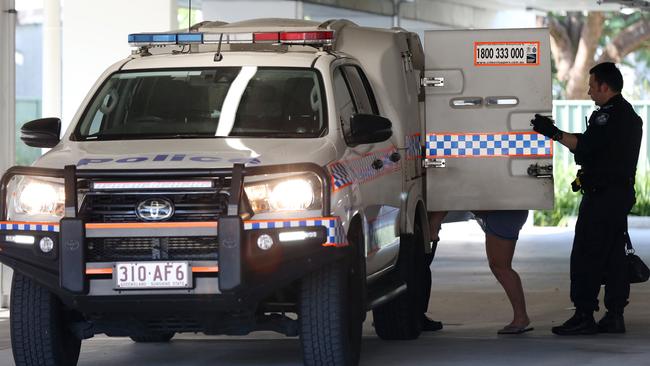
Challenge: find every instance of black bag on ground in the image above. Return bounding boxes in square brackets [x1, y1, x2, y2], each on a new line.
[624, 231, 650, 284]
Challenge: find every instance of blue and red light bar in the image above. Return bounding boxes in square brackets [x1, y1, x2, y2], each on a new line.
[128, 31, 334, 47]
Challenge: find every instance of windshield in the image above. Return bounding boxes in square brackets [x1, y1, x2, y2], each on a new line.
[73, 67, 327, 140]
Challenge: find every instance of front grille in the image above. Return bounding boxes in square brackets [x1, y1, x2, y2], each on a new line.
[81, 192, 229, 223]
[87, 237, 218, 262]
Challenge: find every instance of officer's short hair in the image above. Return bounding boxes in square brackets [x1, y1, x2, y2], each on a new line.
[589, 62, 623, 92]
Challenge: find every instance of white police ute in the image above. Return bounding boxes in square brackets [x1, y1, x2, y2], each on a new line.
[0, 18, 553, 366]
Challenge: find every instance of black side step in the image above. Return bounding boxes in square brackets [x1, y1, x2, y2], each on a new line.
[365, 272, 406, 310]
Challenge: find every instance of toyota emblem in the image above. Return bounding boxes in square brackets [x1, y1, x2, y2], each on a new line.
[135, 198, 174, 221]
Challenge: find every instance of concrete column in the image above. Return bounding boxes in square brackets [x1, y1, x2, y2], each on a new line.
[295, 0, 303, 19]
[42, 0, 62, 119]
[0, 0, 16, 309]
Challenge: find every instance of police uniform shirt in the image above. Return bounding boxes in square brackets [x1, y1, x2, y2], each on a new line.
[571, 94, 643, 189]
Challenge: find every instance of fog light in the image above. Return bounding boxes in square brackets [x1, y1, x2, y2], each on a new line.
[257, 234, 274, 250]
[279, 231, 318, 242]
[39, 237, 54, 253]
[6, 235, 35, 245]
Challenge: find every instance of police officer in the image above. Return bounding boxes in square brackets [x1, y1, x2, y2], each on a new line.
[532, 62, 643, 335]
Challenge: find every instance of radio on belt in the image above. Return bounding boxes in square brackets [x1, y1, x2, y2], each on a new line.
[0, 18, 553, 366]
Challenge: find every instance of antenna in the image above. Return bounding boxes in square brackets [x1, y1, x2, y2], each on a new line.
[188, 0, 192, 32]
[214, 34, 224, 62]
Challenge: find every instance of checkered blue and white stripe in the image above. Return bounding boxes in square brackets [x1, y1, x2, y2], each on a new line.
[426, 133, 551, 158]
[0, 223, 59, 232]
[405, 134, 421, 160]
[328, 148, 401, 192]
[244, 218, 347, 247]
[328, 162, 354, 191]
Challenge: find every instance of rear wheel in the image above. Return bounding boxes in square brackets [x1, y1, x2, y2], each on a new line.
[372, 219, 426, 340]
[300, 227, 365, 366]
[10, 272, 82, 366]
[130, 332, 175, 343]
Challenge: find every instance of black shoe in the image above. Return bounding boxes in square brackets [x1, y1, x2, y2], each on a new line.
[597, 312, 626, 333]
[421, 315, 443, 331]
[552, 311, 597, 336]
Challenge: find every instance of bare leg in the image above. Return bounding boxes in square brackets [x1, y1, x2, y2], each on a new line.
[428, 211, 447, 242]
[485, 233, 530, 327]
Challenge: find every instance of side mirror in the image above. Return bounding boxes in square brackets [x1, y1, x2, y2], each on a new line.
[21, 117, 61, 148]
[348, 114, 392, 145]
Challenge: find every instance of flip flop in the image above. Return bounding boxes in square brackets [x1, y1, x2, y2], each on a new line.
[497, 325, 534, 335]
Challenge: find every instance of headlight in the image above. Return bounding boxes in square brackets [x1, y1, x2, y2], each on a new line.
[244, 174, 322, 214]
[8, 177, 65, 220]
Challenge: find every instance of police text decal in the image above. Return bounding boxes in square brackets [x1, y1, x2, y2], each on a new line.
[474, 42, 540, 66]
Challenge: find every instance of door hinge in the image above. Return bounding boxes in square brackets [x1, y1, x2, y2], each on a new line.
[421, 77, 444, 88]
[527, 163, 553, 178]
[423, 158, 446, 169]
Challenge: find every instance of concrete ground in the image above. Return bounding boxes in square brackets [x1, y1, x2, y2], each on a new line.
[1, 222, 649, 365]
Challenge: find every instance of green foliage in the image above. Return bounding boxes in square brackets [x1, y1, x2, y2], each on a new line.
[535, 163, 650, 226]
[534, 164, 581, 226]
[546, 11, 650, 100]
[631, 163, 650, 216]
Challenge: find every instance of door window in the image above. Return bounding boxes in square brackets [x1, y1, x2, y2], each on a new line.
[342, 66, 378, 115]
[333, 68, 357, 143]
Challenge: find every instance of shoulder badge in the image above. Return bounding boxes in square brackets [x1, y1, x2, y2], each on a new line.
[595, 113, 609, 126]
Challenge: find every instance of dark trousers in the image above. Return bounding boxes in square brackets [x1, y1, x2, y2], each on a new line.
[570, 187, 635, 313]
[421, 243, 437, 314]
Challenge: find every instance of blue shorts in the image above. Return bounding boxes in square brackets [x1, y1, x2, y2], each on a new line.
[473, 210, 528, 240]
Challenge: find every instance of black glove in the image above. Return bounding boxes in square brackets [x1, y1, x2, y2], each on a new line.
[531, 114, 560, 139]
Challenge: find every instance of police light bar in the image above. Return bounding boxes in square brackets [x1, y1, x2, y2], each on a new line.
[128, 31, 334, 47]
[128, 33, 178, 46]
[280, 31, 334, 44]
[92, 181, 214, 190]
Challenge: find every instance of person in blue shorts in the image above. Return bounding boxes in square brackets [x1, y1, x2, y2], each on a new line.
[426, 210, 532, 334]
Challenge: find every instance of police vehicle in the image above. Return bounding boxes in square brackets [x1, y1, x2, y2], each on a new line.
[0, 18, 553, 366]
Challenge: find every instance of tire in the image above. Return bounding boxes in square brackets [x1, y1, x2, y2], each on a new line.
[130, 333, 175, 343]
[372, 219, 426, 340]
[300, 256, 364, 366]
[10, 272, 82, 366]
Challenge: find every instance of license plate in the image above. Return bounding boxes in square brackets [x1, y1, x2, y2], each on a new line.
[114, 262, 191, 289]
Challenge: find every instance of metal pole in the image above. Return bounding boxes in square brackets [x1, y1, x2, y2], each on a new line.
[392, 0, 414, 28]
[392, 0, 401, 27]
[42, 0, 62, 121]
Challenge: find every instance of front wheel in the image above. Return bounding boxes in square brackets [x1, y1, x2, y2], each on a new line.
[299, 259, 363, 366]
[10, 272, 82, 366]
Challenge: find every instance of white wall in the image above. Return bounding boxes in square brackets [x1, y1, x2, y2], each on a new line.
[202, 0, 301, 22]
[61, 0, 178, 130]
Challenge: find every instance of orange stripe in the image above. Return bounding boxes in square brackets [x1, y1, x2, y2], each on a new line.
[0, 221, 59, 226]
[426, 131, 543, 137]
[86, 266, 219, 275]
[244, 217, 337, 224]
[86, 222, 218, 229]
[192, 266, 219, 273]
[86, 268, 113, 275]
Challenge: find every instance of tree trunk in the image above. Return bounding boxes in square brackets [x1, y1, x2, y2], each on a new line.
[546, 16, 574, 83]
[565, 12, 605, 100]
